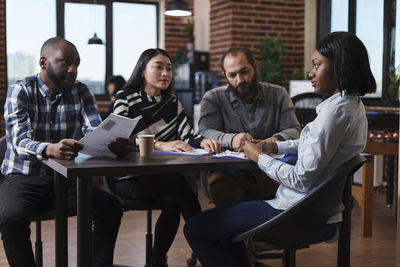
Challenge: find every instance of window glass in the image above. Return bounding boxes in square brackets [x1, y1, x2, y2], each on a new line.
[113, 2, 157, 80]
[6, 0, 56, 88]
[65, 3, 106, 95]
[356, 0, 384, 98]
[331, 0, 348, 32]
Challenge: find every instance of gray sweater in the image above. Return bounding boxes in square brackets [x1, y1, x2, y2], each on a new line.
[198, 82, 301, 149]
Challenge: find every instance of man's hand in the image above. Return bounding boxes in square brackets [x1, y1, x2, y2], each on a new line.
[264, 136, 280, 142]
[44, 139, 83, 160]
[232, 133, 254, 151]
[108, 137, 135, 158]
[155, 140, 192, 152]
[200, 138, 221, 153]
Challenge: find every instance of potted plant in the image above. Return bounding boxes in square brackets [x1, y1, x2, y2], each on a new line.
[387, 64, 400, 103]
[257, 35, 285, 86]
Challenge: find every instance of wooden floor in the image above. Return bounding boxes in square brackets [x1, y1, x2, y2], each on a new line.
[0, 185, 396, 267]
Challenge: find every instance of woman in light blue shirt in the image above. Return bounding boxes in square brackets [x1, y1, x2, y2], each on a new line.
[184, 31, 377, 267]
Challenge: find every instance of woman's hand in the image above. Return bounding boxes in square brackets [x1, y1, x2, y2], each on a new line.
[200, 138, 221, 153]
[260, 141, 278, 154]
[242, 140, 263, 162]
[242, 140, 278, 163]
[232, 132, 254, 151]
[155, 140, 192, 152]
[108, 137, 135, 158]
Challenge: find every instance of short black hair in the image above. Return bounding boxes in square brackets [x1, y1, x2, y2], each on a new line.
[40, 37, 76, 56]
[220, 47, 256, 72]
[316, 31, 376, 96]
[107, 75, 126, 96]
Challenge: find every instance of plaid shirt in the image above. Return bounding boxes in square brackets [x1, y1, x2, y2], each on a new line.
[1, 74, 101, 176]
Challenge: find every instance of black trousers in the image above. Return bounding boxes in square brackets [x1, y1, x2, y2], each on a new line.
[0, 174, 123, 267]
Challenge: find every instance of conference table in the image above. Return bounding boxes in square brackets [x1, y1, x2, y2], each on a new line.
[42, 151, 261, 267]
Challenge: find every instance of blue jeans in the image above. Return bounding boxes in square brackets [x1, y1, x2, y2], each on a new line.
[184, 194, 282, 267]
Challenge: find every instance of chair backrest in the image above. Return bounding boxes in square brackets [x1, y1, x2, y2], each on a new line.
[291, 93, 323, 129]
[291, 92, 323, 108]
[232, 155, 366, 247]
[103, 176, 161, 211]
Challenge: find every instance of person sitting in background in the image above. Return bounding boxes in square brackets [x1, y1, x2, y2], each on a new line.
[184, 31, 377, 267]
[101, 75, 126, 120]
[112, 48, 220, 267]
[0, 37, 134, 267]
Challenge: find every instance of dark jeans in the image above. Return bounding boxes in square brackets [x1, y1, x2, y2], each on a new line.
[184, 195, 282, 267]
[0, 174, 123, 267]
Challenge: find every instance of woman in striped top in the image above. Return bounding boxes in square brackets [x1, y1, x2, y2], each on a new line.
[112, 48, 220, 267]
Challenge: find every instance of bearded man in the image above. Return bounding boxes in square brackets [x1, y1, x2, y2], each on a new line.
[198, 47, 301, 206]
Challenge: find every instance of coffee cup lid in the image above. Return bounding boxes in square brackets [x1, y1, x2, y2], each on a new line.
[137, 134, 155, 138]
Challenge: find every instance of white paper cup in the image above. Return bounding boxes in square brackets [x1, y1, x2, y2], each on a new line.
[137, 135, 155, 156]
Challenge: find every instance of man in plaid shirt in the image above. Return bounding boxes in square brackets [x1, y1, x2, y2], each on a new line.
[0, 37, 134, 267]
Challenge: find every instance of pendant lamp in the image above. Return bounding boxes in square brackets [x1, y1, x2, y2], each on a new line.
[164, 0, 192, 17]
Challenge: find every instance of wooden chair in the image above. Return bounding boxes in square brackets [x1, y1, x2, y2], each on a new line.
[232, 155, 367, 267]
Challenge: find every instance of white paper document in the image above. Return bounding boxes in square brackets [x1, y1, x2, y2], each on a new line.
[213, 150, 285, 160]
[78, 114, 139, 157]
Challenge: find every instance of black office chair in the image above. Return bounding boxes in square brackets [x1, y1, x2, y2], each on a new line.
[232, 155, 367, 267]
[291, 92, 323, 129]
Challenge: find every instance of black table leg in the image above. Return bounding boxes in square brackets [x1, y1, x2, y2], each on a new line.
[77, 177, 92, 267]
[54, 172, 68, 267]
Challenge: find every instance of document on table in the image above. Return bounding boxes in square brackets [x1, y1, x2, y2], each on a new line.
[152, 148, 210, 156]
[78, 114, 139, 157]
[213, 150, 285, 160]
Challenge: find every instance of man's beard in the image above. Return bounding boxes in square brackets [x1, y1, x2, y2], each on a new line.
[47, 63, 75, 93]
[228, 75, 258, 101]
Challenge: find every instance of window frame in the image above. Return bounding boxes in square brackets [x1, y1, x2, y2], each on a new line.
[317, 0, 397, 107]
[56, 0, 159, 100]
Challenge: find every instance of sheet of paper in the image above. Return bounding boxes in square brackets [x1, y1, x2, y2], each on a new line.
[152, 148, 210, 156]
[78, 113, 139, 157]
[213, 150, 286, 160]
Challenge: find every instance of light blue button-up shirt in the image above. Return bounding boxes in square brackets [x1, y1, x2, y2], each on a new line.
[258, 92, 367, 222]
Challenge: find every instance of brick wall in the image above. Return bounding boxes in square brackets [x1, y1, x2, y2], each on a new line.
[164, 0, 194, 60]
[210, 0, 305, 85]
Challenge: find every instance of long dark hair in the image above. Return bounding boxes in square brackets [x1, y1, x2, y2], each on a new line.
[316, 31, 376, 96]
[122, 48, 173, 95]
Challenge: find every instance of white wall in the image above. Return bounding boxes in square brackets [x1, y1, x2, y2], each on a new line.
[194, 0, 210, 51]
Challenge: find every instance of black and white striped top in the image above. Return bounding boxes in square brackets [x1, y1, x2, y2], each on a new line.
[113, 87, 204, 147]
